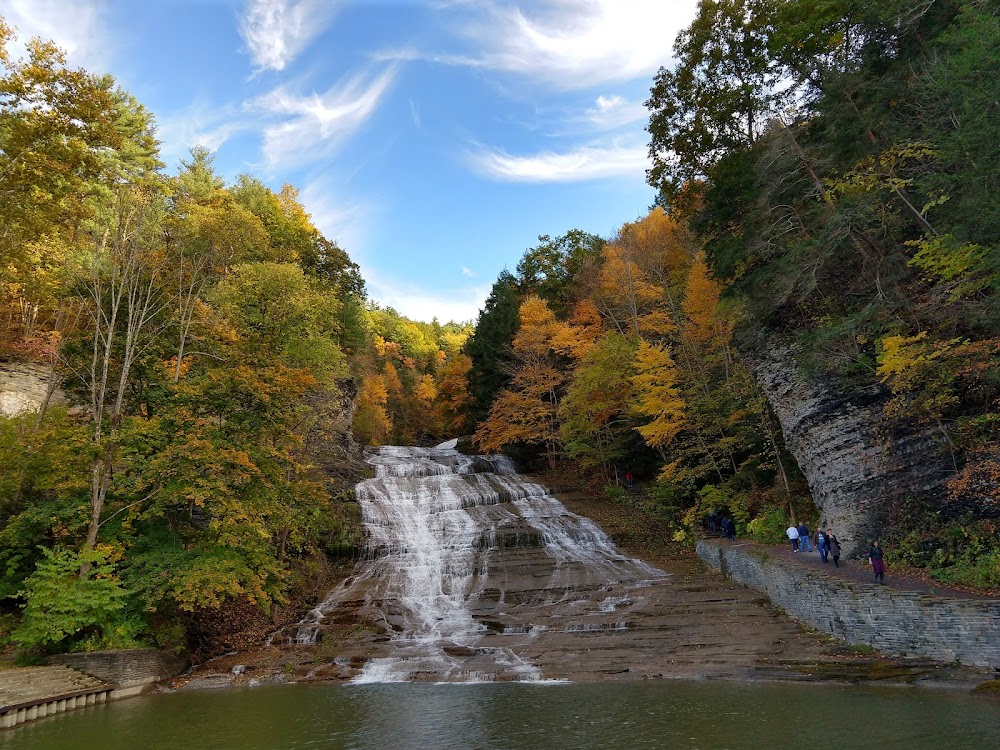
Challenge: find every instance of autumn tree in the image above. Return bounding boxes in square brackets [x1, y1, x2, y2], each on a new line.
[560, 331, 636, 477]
[0, 21, 121, 343]
[631, 341, 686, 462]
[73, 184, 170, 561]
[474, 296, 572, 468]
[646, 0, 785, 203]
[434, 353, 472, 436]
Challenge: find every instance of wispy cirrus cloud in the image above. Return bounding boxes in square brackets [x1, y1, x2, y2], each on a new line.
[240, 0, 339, 72]
[247, 65, 397, 167]
[416, 0, 699, 90]
[155, 104, 252, 167]
[585, 95, 647, 130]
[298, 177, 372, 258]
[469, 141, 648, 183]
[1, 0, 111, 72]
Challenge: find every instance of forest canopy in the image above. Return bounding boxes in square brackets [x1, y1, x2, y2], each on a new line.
[0, 18, 472, 655]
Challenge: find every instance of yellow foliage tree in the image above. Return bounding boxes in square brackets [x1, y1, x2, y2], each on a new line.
[631, 340, 686, 457]
[353, 373, 392, 445]
[434, 353, 472, 435]
[474, 296, 569, 468]
[682, 252, 731, 347]
[594, 209, 693, 339]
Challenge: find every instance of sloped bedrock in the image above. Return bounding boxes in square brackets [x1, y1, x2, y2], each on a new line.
[279, 444, 865, 683]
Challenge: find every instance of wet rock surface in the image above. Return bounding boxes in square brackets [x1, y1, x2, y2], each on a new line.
[175, 446, 986, 689]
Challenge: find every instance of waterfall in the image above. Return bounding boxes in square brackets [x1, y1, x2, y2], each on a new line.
[291, 442, 666, 683]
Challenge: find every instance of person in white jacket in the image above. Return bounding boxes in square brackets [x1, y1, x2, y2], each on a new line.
[786, 524, 800, 552]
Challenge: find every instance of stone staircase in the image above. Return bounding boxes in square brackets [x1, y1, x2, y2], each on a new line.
[0, 665, 112, 729]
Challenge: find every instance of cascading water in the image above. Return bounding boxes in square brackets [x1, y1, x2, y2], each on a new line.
[290, 440, 666, 683]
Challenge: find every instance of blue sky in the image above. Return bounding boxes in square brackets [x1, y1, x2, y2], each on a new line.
[2, 0, 699, 322]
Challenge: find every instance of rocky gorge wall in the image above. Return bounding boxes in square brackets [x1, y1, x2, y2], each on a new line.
[0, 362, 68, 418]
[697, 540, 1000, 668]
[747, 342, 951, 556]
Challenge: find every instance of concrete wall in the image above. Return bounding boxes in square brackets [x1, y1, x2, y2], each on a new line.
[697, 540, 1000, 668]
[48, 649, 186, 695]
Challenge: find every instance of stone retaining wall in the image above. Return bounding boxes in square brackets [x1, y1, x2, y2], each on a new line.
[697, 540, 1000, 668]
[48, 649, 186, 696]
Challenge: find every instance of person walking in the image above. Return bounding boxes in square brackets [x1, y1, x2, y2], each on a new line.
[797, 521, 813, 553]
[723, 516, 736, 541]
[816, 527, 828, 563]
[828, 530, 841, 568]
[869, 539, 886, 583]
[786, 523, 800, 552]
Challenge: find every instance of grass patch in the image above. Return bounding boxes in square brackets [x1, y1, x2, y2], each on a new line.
[848, 643, 877, 656]
[971, 679, 1000, 696]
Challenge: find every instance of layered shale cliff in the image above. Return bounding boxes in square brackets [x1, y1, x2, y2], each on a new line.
[0, 362, 67, 418]
[747, 342, 953, 557]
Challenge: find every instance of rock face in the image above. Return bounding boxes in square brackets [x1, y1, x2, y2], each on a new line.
[301, 378, 367, 494]
[748, 343, 951, 556]
[0, 362, 68, 417]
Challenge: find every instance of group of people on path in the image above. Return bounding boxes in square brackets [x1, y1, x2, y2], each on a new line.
[785, 522, 842, 566]
[785, 521, 889, 584]
[705, 510, 736, 541]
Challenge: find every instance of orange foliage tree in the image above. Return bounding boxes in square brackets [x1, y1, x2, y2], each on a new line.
[474, 296, 576, 468]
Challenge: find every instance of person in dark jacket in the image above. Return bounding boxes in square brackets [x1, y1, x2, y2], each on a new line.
[816, 527, 828, 563]
[721, 516, 735, 541]
[868, 539, 886, 583]
[827, 530, 841, 567]
[797, 522, 813, 552]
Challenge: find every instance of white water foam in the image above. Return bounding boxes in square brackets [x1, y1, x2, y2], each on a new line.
[294, 443, 666, 682]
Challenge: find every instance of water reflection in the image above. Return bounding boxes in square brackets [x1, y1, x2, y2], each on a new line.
[2, 682, 998, 750]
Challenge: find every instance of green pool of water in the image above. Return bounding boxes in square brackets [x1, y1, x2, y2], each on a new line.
[3, 681, 997, 750]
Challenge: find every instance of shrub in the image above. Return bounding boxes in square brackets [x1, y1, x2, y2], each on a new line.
[932, 549, 1000, 590]
[747, 507, 790, 544]
[11, 545, 143, 653]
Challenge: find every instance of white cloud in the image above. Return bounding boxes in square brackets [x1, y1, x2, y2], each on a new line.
[470, 142, 649, 182]
[584, 94, 648, 130]
[248, 66, 397, 167]
[365, 269, 490, 324]
[298, 178, 371, 257]
[461, 266, 476, 278]
[594, 95, 625, 112]
[240, 0, 339, 72]
[1, 0, 111, 72]
[435, 0, 700, 89]
[155, 105, 251, 167]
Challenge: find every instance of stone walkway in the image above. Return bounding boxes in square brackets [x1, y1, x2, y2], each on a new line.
[0, 666, 106, 706]
[720, 537, 990, 600]
[1, 665, 111, 729]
